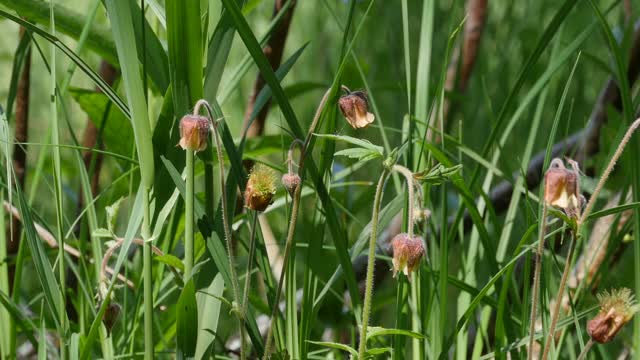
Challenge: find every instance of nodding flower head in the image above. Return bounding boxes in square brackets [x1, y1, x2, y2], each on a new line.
[338, 90, 375, 129]
[391, 233, 425, 279]
[544, 158, 580, 214]
[587, 288, 639, 344]
[281, 173, 301, 198]
[244, 164, 277, 212]
[178, 114, 210, 152]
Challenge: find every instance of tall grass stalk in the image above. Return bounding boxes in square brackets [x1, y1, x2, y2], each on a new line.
[527, 204, 548, 359]
[240, 210, 259, 357]
[263, 89, 331, 359]
[49, 3, 68, 357]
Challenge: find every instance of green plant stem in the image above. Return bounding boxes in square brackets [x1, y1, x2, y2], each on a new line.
[194, 99, 244, 358]
[358, 168, 390, 359]
[580, 118, 640, 224]
[576, 339, 594, 360]
[541, 231, 577, 360]
[142, 188, 154, 360]
[184, 149, 194, 280]
[528, 204, 548, 360]
[262, 88, 331, 359]
[391, 164, 415, 238]
[241, 210, 259, 358]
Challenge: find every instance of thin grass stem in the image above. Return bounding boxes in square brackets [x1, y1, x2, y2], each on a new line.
[142, 188, 154, 359]
[241, 210, 259, 358]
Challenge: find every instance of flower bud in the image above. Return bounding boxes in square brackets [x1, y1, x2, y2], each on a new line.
[102, 302, 121, 335]
[338, 91, 375, 129]
[587, 288, 639, 344]
[281, 173, 301, 197]
[391, 233, 425, 278]
[544, 158, 579, 211]
[244, 164, 277, 212]
[178, 114, 210, 152]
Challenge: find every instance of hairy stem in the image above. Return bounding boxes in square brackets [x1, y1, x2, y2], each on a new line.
[392, 165, 415, 238]
[358, 169, 390, 359]
[580, 118, 640, 224]
[541, 231, 577, 360]
[263, 88, 332, 359]
[194, 99, 244, 358]
[576, 339, 594, 360]
[184, 149, 194, 280]
[528, 204, 548, 359]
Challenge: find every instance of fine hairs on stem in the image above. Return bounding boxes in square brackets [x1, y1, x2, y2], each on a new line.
[262, 88, 332, 359]
[527, 204, 548, 360]
[580, 118, 640, 224]
[541, 231, 577, 360]
[576, 339, 594, 360]
[357, 169, 390, 359]
[539, 118, 640, 359]
[193, 99, 245, 359]
[358, 164, 413, 359]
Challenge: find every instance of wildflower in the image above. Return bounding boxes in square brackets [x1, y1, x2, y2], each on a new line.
[544, 158, 580, 212]
[390, 233, 425, 278]
[244, 164, 277, 211]
[178, 114, 210, 152]
[281, 173, 301, 197]
[587, 288, 639, 343]
[338, 90, 375, 129]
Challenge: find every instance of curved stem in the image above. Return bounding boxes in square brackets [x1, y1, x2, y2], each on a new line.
[287, 139, 304, 174]
[541, 231, 578, 360]
[262, 88, 332, 359]
[184, 149, 194, 280]
[358, 169, 390, 359]
[240, 211, 259, 357]
[580, 118, 640, 224]
[392, 165, 415, 238]
[194, 99, 244, 358]
[528, 204, 548, 360]
[576, 339, 594, 360]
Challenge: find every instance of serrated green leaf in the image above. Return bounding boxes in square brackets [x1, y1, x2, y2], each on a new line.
[314, 133, 384, 155]
[155, 254, 185, 273]
[92, 228, 113, 238]
[334, 147, 382, 161]
[365, 326, 426, 341]
[306, 341, 358, 358]
[413, 163, 462, 184]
